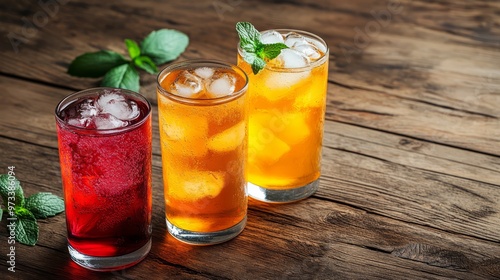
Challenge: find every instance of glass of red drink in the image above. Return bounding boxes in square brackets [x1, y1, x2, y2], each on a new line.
[55, 88, 152, 271]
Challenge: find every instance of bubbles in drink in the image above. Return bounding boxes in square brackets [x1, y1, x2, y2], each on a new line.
[61, 89, 142, 130]
[261, 30, 285, 44]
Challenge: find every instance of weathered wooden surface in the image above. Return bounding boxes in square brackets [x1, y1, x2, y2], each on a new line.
[1, 0, 499, 279]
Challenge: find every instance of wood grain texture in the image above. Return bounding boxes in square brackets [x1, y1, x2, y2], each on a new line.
[0, 0, 499, 278]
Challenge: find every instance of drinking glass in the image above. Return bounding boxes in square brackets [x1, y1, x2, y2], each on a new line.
[237, 29, 329, 203]
[55, 87, 152, 270]
[157, 60, 248, 245]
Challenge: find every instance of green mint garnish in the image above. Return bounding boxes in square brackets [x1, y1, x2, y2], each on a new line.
[14, 207, 38, 246]
[140, 29, 189, 65]
[0, 174, 24, 207]
[0, 174, 64, 246]
[24, 193, 65, 219]
[68, 29, 189, 92]
[236, 22, 288, 74]
[125, 39, 141, 59]
[134, 56, 158, 74]
[67, 50, 128, 78]
[101, 64, 140, 93]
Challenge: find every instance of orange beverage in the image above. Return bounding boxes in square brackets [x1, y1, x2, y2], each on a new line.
[237, 29, 329, 202]
[157, 60, 248, 245]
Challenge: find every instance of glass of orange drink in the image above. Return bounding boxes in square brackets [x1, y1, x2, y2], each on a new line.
[237, 28, 329, 203]
[157, 60, 248, 244]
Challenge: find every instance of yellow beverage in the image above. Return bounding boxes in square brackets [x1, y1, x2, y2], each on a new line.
[157, 60, 248, 244]
[237, 29, 329, 202]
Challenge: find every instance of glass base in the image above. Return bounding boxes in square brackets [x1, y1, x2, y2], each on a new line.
[248, 178, 319, 203]
[166, 216, 247, 245]
[68, 239, 151, 271]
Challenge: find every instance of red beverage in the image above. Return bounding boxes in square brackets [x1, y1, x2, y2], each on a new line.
[55, 88, 152, 270]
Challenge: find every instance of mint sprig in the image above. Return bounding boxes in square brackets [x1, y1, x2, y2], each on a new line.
[236, 22, 288, 74]
[0, 174, 64, 246]
[68, 29, 189, 92]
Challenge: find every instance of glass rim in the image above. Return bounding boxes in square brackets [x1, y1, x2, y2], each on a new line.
[156, 59, 249, 106]
[55, 87, 152, 135]
[237, 28, 329, 72]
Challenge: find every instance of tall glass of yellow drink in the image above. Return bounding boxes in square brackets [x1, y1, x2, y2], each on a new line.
[237, 29, 329, 203]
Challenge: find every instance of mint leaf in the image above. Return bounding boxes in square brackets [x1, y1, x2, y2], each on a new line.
[260, 43, 288, 60]
[25, 192, 64, 219]
[236, 22, 288, 74]
[0, 208, 3, 221]
[236, 22, 261, 47]
[68, 50, 128, 78]
[101, 64, 140, 92]
[14, 208, 38, 246]
[134, 55, 158, 74]
[0, 174, 24, 207]
[125, 39, 141, 59]
[141, 29, 189, 65]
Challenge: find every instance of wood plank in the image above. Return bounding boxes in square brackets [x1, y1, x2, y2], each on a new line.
[0, 137, 499, 279]
[321, 123, 500, 242]
[1, 0, 499, 155]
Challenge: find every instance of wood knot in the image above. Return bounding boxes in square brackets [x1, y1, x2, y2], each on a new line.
[399, 139, 412, 145]
[391, 243, 471, 270]
[325, 211, 355, 225]
[398, 138, 423, 151]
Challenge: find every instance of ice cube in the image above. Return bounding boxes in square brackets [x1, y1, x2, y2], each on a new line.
[102, 100, 139, 121]
[306, 37, 327, 54]
[167, 170, 225, 201]
[67, 117, 89, 128]
[194, 67, 215, 79]
[294, 43, 322, 61]
[97, 92, 139, 121]
[261, 30, 285, 44]
[94, 114, 128, 130]
[275, 49, 309, 68]
[207, 73, 236, 97]
[207, 121, 245, 152]
[97, 91, 125, 109]
[248, 115, 291, 164]
[160, 114, 209, 157]
[262, 72, 310, 102]
[262, 49, 311, 100]
[276, 112, 311, 145]
[79, 99, 98, 118]
[284, 32, 308, 48]
[171, 70, 203, 97]
[294, 85, 326, 108]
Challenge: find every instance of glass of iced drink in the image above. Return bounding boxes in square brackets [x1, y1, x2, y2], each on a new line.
[55, 88, 152, 271]
[237, 29, 329, 203]
[157, 60, 248, 245]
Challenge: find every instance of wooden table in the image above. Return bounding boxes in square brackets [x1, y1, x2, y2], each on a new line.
[1, 0, 499, 279]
